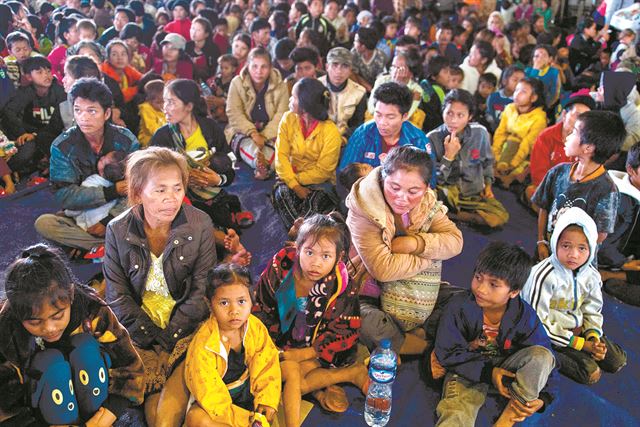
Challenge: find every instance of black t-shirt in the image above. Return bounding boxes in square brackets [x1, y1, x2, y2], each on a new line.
[222, 345, 253, 411]
[532, 162, 619, 236]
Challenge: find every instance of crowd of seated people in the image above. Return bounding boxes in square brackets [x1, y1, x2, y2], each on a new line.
[1, 0, 639, 426]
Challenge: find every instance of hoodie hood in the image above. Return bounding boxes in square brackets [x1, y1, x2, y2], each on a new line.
[601, 71, 636, 110]
[609, 170, 640, 202]
[550, 206, 598, 273]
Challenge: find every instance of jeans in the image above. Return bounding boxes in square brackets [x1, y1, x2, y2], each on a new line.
[553, 335, 627, 384]
[436, 345, 555, 427]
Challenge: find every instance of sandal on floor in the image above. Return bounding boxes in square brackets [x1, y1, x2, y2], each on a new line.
[313, 385, 349, 413]
[232, 211, 255, 228]
[27, 176, 48, 187]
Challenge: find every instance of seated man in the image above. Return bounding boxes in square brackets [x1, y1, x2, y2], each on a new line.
[35, 78, 139, 257]
[338, 82, 436, 187]
[600, 142, 640, 306]
[318, 47, 367, 144]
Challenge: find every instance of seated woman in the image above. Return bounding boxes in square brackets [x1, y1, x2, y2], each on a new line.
[272, 78, 342, 230]
[104, 147, 215, 427]
[253, 213, 368, 427]
[152, 33, 194, 81]
[226, 47, 288, 180]
[150, 79, 252, 265]
[101, 40, 142, 104]
[48, 16, 80, 80]
[346, 146, 463, 356]
[186, 16, 220, 84]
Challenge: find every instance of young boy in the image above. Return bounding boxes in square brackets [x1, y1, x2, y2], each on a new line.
[533, 111, 627, 259]
[428, 89, 509, 228]
[473, 73, 497, 130]
[294, 0, 336, 56]
[448, 66, 464, 90]
[2, 56, 65, 174]
[137, 79, 166, 147]
[420, 55, 451, 133]
[4, 31, 39, 88]
[599, 143, 640, 306]
[434, 241, 555, 427]
[523, 207, 627, 384]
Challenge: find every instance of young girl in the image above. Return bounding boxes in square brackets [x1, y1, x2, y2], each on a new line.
[492, 77, 548, 188]
[184, 264, 281, 427]
[253, 213, 368, 427]
[0, 244, 144, 425]
[272, 78, 341, 230]
[47, 16, 80, 80]
[486, 65, 525, 132]
[525, 44, 561, 112]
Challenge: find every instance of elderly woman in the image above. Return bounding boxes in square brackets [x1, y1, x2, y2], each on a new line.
[101, 39, 142, 103]
[150, 79, 252, 265]
[104, 147, 215, 427]
[273, 78, 342, 230]
[346, 146, 464, 356]
[226, 47, 288, 180]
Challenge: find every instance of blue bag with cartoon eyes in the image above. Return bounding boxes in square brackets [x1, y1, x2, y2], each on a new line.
[69, 333, 111, 420]
[29, 349, 79, 425]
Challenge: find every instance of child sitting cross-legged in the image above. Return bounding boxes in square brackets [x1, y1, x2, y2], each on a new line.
[428, 89, 509, 228]
[433, 242, 556, 427]
[492, 77, 547, 188]
[253, 213, 368, 427]
[184, 263, 281, 427]
[522, 207, 627, 384]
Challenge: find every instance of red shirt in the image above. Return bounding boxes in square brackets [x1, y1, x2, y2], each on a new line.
[530, 122, 572, 186]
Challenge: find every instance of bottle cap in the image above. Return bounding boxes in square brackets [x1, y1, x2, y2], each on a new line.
[380, 338, 391, 349]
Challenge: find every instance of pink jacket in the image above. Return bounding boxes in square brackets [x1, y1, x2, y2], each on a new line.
[345, 167, 463, 291]
[48, 45, 68, 81]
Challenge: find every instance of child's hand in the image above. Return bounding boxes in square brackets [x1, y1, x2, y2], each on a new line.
[537, 242, 550, 260]
[481, 185, 494, 199]
[293, 185, 311, 199]
[491, 367, 516, 399]
[508, 397, 544, 421]
[443, 131, 461, 160]
[255, 404, 276, 423]
[85, 407, 116, 427]
[590, 339, 607, 361]
[496, 162, 511, 174]
[16, 133, 36, 145]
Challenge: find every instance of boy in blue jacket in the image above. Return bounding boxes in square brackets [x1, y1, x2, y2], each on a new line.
[434, 242, 555, 427]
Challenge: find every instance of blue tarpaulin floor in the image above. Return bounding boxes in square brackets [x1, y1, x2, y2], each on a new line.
[1, 164, 638, 426]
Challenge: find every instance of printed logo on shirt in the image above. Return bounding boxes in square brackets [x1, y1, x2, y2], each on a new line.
[364, 151, 375, 159]
[470, 148, 480, 160]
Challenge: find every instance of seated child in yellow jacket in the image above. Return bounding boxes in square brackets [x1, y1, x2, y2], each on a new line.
[138, 80, 167, 147]
[492, 77, 547, 188]
[184, 264, 281, 427]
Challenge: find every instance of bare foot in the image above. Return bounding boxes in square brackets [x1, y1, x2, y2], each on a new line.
[4, 181, 15, 194]
[352, 363, 370, 394]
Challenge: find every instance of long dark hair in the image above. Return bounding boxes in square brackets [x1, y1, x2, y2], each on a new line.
[57, 16, 77, 45]
[166, 78, 208, 118]
[4, 244, 101, 322]
[295, 77, 330, 121]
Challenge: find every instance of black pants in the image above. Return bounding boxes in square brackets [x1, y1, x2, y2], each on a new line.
[553, 335, 627, 384]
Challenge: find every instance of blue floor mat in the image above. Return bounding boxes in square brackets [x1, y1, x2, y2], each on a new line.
[1, 167, 638, 427]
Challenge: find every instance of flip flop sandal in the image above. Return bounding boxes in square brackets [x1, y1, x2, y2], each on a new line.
[233, 211, 255, 228]
[27, 176, 48, 187]
[313, 385, 349, 413]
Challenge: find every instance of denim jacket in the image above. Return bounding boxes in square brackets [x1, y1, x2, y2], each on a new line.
[49, 123, 139, 211]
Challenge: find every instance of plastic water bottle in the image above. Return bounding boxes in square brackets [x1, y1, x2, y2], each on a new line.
[364, 339, 397, 427]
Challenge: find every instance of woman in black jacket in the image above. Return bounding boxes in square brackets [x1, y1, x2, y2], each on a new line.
[104, 147, 215, 427]
[150, 79, 252, 265]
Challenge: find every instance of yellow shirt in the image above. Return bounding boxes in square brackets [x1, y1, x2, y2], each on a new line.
[275, 111, 341, 189]
[185, 125, 208, 152]
[138, 102, 166, 147]
[141, 253, 176, 329]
